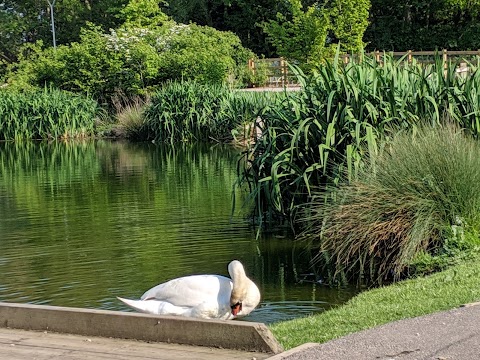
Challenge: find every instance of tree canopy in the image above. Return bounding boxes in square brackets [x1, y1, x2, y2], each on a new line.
[3, 0, 480, 85]
[365, 0, 480, 50]
[262, 0, 370, 66]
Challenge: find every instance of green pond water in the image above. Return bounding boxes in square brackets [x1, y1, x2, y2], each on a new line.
[0, 140, 357, 324]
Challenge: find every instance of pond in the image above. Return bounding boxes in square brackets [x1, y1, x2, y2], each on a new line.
[0, 140, 357, 324]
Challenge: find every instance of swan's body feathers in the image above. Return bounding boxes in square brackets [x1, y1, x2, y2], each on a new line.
[141, 275, 232, 308]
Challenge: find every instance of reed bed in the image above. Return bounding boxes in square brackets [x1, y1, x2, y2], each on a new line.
[143, 81, 278, 143]
[236, 54, 480, 226]
[0, 89, 98, 141]
[303, 125, 480, 284]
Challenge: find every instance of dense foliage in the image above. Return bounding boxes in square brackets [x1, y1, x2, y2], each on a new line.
[0, 89, 98, 140]
[142, 81, 276, 143]
[161, 0, 288, 57]
[0, 0, 128, 64]
[262, 0, 330, 67]
[5, 20, 253, 103]
[365, 0, 480, 51]
[235, 55, 480, 226]
[3, 0, 480, 81]
[3, 0, 480, 89]
[263, 0, 370, 66]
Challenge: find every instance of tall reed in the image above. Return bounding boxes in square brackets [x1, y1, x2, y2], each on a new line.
[0, 88, 98, 141]
[143, 81, 277, 144]
[236, 54, 480, 226]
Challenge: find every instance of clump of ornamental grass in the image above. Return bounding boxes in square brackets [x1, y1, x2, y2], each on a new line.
[302, 124, 480, 285]
[112, 95, 150, 140]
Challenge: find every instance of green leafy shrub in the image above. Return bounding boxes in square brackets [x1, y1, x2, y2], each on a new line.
[304, 125, 480, 284]
[6, 21, 254, 103]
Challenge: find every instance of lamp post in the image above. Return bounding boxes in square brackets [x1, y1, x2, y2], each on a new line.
[46, 0, 56, 49]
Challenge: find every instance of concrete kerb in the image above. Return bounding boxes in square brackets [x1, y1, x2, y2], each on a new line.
[0, 302, 283, 354]
[266, 343, 319, 359]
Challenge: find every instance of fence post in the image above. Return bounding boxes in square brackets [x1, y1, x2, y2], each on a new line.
[281, 57, 286, 87]
[375, 50, 381, 63]
[407, 50, 412, 63]
[248, 59, 255, 87]
[343, 54, 349, 64]
[248, 59, 255, 74]
[443, 49, 448, 74]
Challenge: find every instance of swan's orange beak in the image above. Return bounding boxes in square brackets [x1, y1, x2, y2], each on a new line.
[231, 302, 242, 316]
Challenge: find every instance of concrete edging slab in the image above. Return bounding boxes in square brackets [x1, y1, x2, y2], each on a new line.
[0, 302, 283, 354]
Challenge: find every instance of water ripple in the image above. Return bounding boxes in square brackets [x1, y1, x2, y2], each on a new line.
[0, 141, 358, 323]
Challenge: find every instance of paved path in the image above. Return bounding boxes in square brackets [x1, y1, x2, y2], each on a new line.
[3, 302, 480, 359]
[269, 303, 480, 359]
[0, 327, 270, 360]
[0, 302, 281, 359]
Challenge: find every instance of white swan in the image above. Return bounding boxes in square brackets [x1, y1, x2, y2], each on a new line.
[117, 260, 260, 320]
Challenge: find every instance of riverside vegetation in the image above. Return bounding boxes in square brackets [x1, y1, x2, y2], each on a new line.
[2, 54, 480, 347]
[3, 55, 480, 282]
[0, 89, 98, 141]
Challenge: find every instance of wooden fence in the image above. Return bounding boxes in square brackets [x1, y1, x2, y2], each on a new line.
[248, 58, 298, 88]
[248, 50, 480, 88]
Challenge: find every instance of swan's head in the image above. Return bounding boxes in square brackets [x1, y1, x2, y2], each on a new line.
[228, 260, 261, 317]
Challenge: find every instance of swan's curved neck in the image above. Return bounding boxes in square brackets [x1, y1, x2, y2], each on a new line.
[229, 261, 248, 297]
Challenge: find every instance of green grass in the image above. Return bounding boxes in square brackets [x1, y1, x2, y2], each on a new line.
[143, 81, 278, 143]
[269, 253, 480, 349]
[112, 95, 150, 140]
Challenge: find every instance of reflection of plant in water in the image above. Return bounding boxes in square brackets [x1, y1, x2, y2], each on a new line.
[0, 141, 243, 217]
[0, 141, 254, 307]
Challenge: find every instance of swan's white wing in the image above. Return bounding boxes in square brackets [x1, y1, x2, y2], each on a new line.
[141, 274, 232, 308]
[117, 297, 189, 315]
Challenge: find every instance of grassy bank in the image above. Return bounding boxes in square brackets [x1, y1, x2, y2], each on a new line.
[269, 252, 480, 349]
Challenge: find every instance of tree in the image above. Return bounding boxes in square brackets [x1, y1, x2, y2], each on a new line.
[162, 0, 288, 56]
[365, 0, 480, 50]
[0, 0, 129, 79]
[327, 0, 370, 53]
[121, 0, 169, 28]
[262, 0, 370, 66]
[0, 2, 25, 64]
[262, 0, 329, 66]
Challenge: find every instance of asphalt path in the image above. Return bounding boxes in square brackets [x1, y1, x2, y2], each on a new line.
[268, 303, 480, 360]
